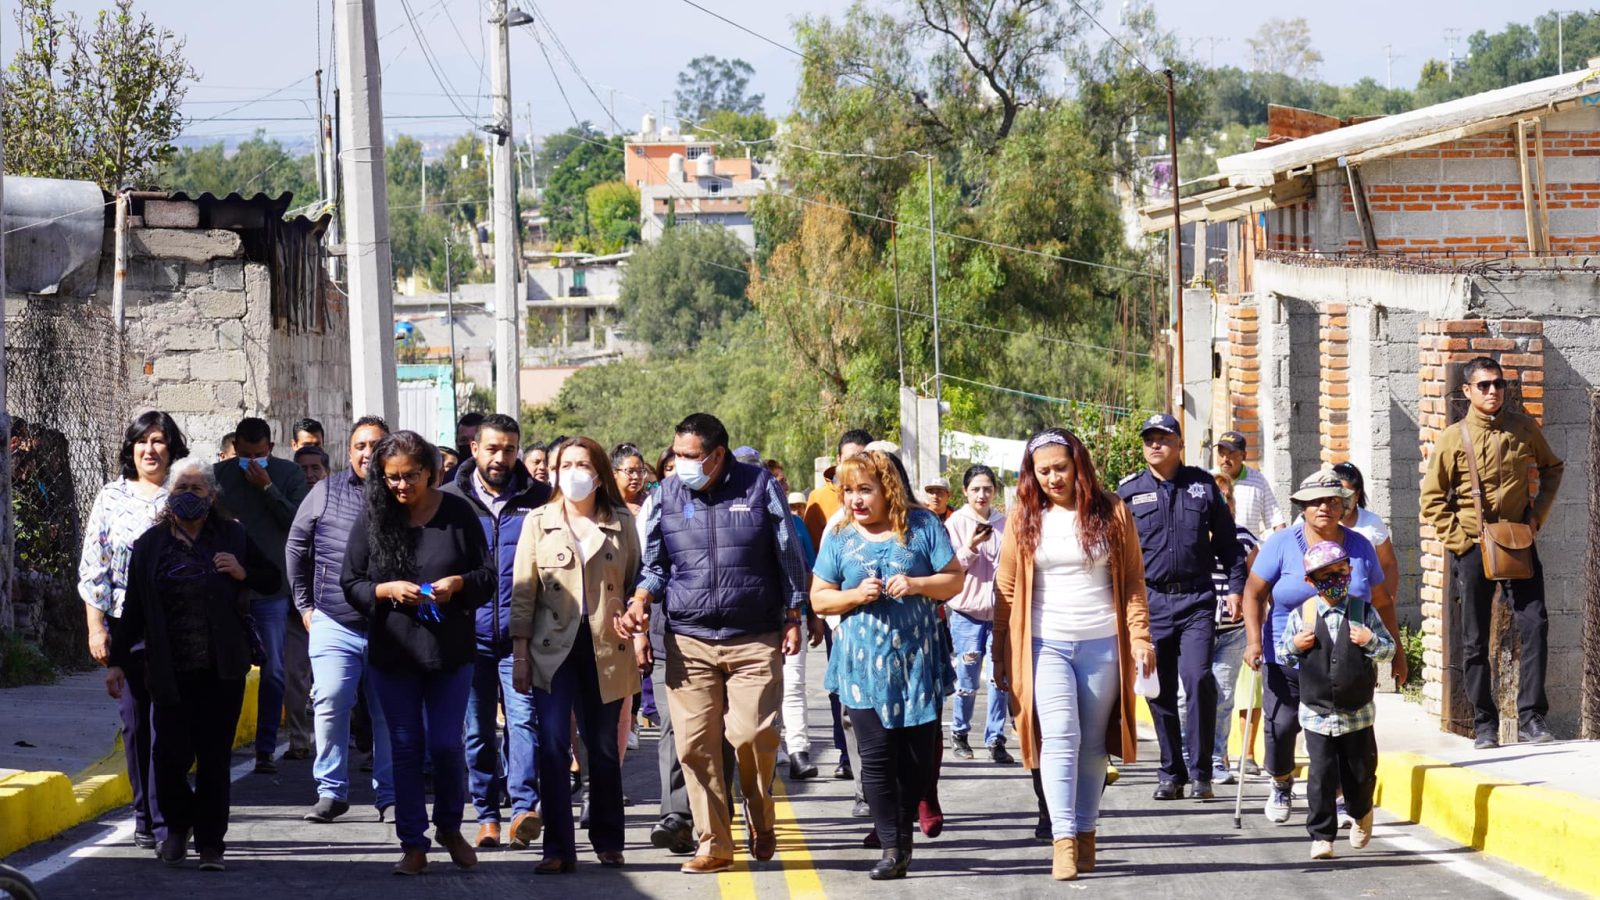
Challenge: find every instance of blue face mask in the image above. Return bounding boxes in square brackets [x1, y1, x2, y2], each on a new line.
[676, 457, 710, 491]
[238, 457, 267, 470]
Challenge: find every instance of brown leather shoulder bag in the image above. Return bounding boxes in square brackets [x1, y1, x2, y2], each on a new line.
[1459, 421, 1535, 582]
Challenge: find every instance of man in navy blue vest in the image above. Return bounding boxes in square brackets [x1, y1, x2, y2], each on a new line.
[441, 413, 553, 850]
[617, 413, 807, 874]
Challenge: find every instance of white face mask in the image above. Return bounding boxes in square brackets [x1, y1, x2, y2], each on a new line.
[675, 457, 710, 490]
[559, 468, 596, 503]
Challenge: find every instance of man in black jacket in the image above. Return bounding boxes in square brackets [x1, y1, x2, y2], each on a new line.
[215, 417, 309, 773]
[441, 414, 553, 849]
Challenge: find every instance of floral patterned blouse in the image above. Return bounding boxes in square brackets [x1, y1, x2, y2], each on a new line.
[78, 478, 167, 618]
[817, 508, 955, 729]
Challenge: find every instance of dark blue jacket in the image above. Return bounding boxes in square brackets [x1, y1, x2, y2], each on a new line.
[286, 471, 368, 628]
[441, 458, 551, 654]
[646, 460, 801, 641]
[1117, 464, 1245, 594]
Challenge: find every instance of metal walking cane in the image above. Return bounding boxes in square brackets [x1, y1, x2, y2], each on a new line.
[1233, 663, 1263, 830]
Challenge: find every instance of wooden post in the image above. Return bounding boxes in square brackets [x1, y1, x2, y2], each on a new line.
[1515, 120, 1546, 253]
[1345, 164, 1379, 252]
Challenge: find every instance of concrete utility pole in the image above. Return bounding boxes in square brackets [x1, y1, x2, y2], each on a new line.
[1444, 28, 1461, 82]
[0, 58, 12, 632]
[336, 0, 399, 422]
[489, 0, 521, 418]
[1166, 68, 1184, 419]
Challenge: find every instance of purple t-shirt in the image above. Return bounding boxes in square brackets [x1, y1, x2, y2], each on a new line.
[1250, 523, 1383, 666]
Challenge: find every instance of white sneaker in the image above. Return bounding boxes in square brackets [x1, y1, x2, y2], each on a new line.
[1264, 779, 1293, 824]
[1336, 798, 1355, 829]
[1350, 811, 1373, 849]
[626, 728, 640, 751]
[1310, 839, 1335, 860]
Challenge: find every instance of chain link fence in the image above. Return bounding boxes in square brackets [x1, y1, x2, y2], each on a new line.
[7, 301, 130, 666]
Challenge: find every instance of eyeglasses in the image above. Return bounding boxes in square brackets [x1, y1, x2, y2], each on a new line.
[618, 467, 650, 478]
[1470, 378, 1508, 393]
[383, 470, 426, 487]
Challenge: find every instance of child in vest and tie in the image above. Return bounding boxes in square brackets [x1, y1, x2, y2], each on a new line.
[1277, 541, 1394, 861]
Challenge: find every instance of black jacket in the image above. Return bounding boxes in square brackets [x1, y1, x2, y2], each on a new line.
[111, 517, 281, 705]
[439, 458, 551, 653]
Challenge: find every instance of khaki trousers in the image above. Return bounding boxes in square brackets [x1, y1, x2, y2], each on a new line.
[665, 630, 783, 860]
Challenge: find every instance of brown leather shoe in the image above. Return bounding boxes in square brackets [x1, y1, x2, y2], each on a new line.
[475, 822, 501, 848]
[597, 851, 625, 867]
[1075, 831, 1096, 872]
[437, 831, 478, 869]
[393, 847, 427, 876]
[680, 855, 734, 874]
[534, 857, 576, 875]
[749, 830, 777, 861]
[509, 812, 543, 848]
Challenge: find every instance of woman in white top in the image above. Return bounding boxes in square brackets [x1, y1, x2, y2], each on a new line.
[993, 428, 1153, 881]
[78, 409, 188, 849]
[1331, 461, 1407, 684]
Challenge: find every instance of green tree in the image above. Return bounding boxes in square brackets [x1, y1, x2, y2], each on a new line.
[584, 181, 640, 252]
[697, 108, 777, 157]
[1246, 16, 1323, 79]
[544, 134, 623, 242]
[4, 0, 195, 189]
[674, 55, 764, 123]
[617, 226, 751, 355]
[157, 132, 319, 202]
[534, 124, 594, 188]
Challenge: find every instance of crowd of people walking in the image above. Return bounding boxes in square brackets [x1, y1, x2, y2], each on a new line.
[78, 355, 1563, 880]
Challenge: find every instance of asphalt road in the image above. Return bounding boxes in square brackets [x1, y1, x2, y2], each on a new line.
[10, 676, 1578, 900]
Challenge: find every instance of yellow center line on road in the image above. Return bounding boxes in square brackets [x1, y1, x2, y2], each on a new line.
[773, 776, 826, 899]
[716, 774, 827, 900]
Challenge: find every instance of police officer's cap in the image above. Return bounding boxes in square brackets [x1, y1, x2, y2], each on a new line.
[1140, 413, 1181, 437]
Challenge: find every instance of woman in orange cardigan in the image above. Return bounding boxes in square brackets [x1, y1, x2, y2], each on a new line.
[993, 428, 1154, 882]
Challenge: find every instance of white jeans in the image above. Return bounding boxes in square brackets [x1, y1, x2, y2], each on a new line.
[781, 640, 810, 755]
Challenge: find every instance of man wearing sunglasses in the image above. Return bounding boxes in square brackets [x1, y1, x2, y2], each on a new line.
[1421, 356, 1564, 749]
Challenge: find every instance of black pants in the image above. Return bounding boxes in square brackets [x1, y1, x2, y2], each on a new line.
[1452, 544, 1549, 732]
[1147, 591, 1217, 783]
[824, 628, 848, 758]
[851, 707, 939, 851]
[1303, 728, 1377, 840]
[1262, 663, 1301, 779]
[152, 672, 247, 854]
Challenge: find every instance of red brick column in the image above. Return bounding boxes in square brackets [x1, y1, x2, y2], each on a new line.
[1319, 303, 1350, 466]
[1416, 318, 1544, 731]
[1226, 296, 1262, 463]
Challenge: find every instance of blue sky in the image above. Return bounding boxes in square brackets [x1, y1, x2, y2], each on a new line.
[19, 1, 1580, 144]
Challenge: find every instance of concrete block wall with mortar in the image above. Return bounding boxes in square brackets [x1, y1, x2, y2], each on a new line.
[111, 224, 350, 456]
[1341, 108, 1600, 255]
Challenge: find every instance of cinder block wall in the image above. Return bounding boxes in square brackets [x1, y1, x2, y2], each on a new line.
[1343, 106, 1600, 255]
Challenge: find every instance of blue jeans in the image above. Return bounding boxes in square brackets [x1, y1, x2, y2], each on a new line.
[533, 626, 625, 859]
[250, 595, 289, 755]
[371, 663, 472, 850]
[465, 649, 540, 822]
[1032, 635, 1119, 840]
[308, 613, 394, 809]
[949, 610, 1008, 746]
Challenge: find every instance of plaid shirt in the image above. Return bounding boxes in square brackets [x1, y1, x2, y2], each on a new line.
[1276, 596, 1395, 736]
[1232, 465, 1286, 538]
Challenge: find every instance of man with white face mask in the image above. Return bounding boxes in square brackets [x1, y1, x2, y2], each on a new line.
[440, 413, 554, 850]
[616, 413, 809, 874]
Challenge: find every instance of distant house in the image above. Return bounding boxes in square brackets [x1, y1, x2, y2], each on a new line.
[625, 114, 774, 249]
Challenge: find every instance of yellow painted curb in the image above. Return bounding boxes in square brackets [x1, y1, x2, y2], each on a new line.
[1374, 750, 1600, 897]
[0, 667, 262, 857]
[1132, 697, 1599, 894]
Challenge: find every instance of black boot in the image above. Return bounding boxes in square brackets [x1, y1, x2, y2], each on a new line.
[870, 833, 913, 880]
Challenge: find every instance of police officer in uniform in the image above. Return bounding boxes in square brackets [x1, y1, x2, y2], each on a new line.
[1117, 414, 1245, 800]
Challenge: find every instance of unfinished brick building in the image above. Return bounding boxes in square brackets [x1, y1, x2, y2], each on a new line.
[1153, 68, 1600, 741]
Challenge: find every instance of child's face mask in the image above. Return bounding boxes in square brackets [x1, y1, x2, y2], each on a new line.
[1309, 565, 1352, 604]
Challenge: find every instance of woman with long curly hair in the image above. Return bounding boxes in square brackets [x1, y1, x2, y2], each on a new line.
[341, 431, 495, 876]
[993, 428, 1154, 881]
[810, 450, 963, 881]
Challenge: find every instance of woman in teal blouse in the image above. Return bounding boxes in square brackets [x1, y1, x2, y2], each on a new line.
[811, 450, 963, 881]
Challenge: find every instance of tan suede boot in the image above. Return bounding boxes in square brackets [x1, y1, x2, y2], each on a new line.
[1052, 837, 1078, 881]
[1075, 831, 1096, 872]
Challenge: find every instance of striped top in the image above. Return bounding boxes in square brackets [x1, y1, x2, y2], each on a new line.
[1213, 525, 1258, 633]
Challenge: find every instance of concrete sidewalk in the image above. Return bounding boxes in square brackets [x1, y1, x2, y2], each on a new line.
[0, 667, 262, 856]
